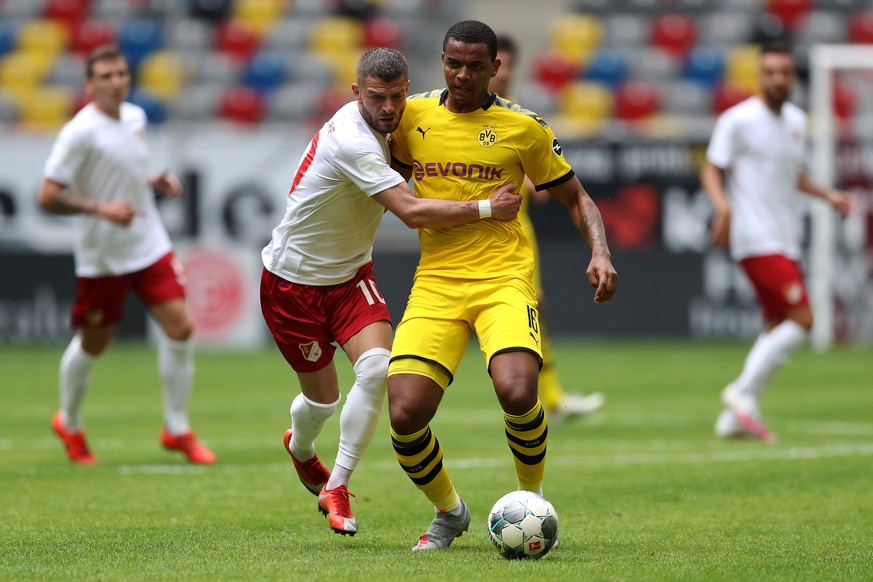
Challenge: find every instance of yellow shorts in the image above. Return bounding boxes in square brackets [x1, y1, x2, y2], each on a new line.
[388, 273, 542, 388]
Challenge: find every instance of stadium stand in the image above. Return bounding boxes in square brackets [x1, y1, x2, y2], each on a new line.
[0, 0, 871, 135]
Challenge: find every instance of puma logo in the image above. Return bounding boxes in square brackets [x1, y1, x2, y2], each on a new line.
[416, 126, 431, 139]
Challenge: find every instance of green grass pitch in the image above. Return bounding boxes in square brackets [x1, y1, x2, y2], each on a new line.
[2, 340, 871, 581]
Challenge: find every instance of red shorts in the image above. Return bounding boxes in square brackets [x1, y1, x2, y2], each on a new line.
[71, 252, 186, 328]
[260, 262, 391, 373]
[739, 254, 809, 322]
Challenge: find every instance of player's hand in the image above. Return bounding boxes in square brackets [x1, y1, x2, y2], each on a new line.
[151, 170, 182, 198]
[827, 189, 857, 219]
[488, 183, 520, 220]
[709, 207, 731, 249]
[587, 251, 618, 304]
[98, 200, 141, 227]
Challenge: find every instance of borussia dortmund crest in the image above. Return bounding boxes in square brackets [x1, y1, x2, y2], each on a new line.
[478, 127, 498, 148]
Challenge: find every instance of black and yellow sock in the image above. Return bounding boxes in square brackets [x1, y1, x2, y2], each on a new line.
[391, 425, 459, 510]
[504, 400, 548, 492]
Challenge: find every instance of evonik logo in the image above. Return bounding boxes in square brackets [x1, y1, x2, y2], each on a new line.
[412, 160, 503, 182]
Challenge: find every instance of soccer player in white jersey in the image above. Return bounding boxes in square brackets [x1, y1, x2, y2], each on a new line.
[260, 47, 521, 536]
[700, 41, 856, 442]
[39, 45, 215, 465]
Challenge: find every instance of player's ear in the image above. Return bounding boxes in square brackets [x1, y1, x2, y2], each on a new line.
[351, 83, 361, 100]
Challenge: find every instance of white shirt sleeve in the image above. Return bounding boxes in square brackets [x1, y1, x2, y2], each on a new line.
[334, 136, 405, 198]
[43, 122, 89, 186]
[706, 112, 736, 170]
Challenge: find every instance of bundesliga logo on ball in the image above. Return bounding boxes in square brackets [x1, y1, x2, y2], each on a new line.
[487, 490, 559, 559]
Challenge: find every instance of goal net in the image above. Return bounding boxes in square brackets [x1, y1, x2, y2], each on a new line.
[808, 44, 873, 350]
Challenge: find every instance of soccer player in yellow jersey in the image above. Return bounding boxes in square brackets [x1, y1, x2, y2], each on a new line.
[490, 33, 605, 424]
[386, 20, 618, 551]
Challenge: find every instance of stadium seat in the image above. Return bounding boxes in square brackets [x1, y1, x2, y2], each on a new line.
[69, 20, 117, 57]
[187, 0, 233, 23]
[832, 76, 857, 119]
[363, 17, 404, 50]
[215, 20, 260, 62]
[118, 19, 164, 70]
[725, 45, 760, 95]
[767, 0, 814, 29]
[683, 45, 724, 88]
[171, 84, 222, 122]
[0, 51, 54, 90]
[533, 49, 578, 93]
[848, 11, 873, 43]
[797, 11, 847, 45]
[242, 49, 288, 94]
[0, 0, 43, 19]
[583, 48, 628, 88]
[138, 51, 189, 101]
[267, 82, 325, 123]
[624, 46, 679, 82]
[316, 48, 360, 91]
[752, 12, 791, 44]
[44, 0, 91, 31]
[603, 13, 649, 48]
[0, 22, 16, 59]
[46, 53, 86, 91]
[18, 85, 72, 132]
[17, 19, 70, 56]
[218, 85, 265, 125]
[309, 17, 364, 55]
[559, 81, 613, 123]
[166, 19, 212, 53]
[711, 82, 753, 114]
[551, 14, 603, 66]
[510, 81, 558, 117]
[698, 11, 754, 47]
[232, 0, 284, 37]
[659, 79, 710, 117]
[0, 91, 19, 124]
[194, 53, 240, 95]
[311, 86, 351, 127]
[614, 80, 661, 121]
[128, 89, 167, 124]
[650, 14, 697, 59]
[263, 17, 312, 53]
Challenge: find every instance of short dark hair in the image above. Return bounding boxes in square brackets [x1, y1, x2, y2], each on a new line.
[759, 40, 792, 58]
[86, 44, 127, 78]
[443, 20, 498, 61]
[356, 47, 409, 85]
[496, 34, 518, 58]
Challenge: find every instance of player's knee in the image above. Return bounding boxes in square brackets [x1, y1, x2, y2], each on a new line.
[353, 347, 390, 396]
[496, 383, 539, 416]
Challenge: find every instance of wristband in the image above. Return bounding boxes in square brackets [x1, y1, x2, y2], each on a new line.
[478, 199, 492, 219]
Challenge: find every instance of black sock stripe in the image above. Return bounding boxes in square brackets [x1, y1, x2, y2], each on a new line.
[504, 426, 548, 448]
[391, 428, 433, 456]
[509, 447, 547, 466]
[505, 409, 545, 432]
[410, 459, 444, 486]
[397, 442, 442, 476]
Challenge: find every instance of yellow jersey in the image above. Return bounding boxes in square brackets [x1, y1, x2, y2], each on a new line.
[390, 90, 573, 279]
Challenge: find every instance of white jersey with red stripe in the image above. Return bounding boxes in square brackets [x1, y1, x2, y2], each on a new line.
[262, 101, 406, 286]
[43, 102, 173, 277]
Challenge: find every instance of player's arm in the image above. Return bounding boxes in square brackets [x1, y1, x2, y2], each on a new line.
[796, 173, 856, 218]
[548, 176, 618, 304]
[700, 159, 731, 248]
[38, 178, 138, 226]
[372, 181, 520, 228]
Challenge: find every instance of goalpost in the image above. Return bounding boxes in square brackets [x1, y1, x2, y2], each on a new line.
[808, 44, 873, 351]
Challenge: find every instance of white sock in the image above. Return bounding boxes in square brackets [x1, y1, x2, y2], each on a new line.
[329, 347, 390, 489]
[59, 335, 96, 431]
[289, 392, 339, 462]
[735, 320, 807, 399]
[158, 336, 195, 435]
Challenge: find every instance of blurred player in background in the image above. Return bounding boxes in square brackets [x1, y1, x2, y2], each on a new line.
[260, 47, 520, 536]
[39, 45, 215, 465]
[386, 20, 617, 551]
[490, 33, 605, 424]
[701, 40, 856, 442]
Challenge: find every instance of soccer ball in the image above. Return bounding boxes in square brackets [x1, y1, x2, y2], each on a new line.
[487, 490, 559, 559]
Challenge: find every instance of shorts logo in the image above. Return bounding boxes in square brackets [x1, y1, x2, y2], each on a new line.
[299, 341, 323, 362]
[784, 282, 803, 305]
[85, 310, 104, 326]
[551, 138, 563, 157]
[478, 127, 498, 148]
